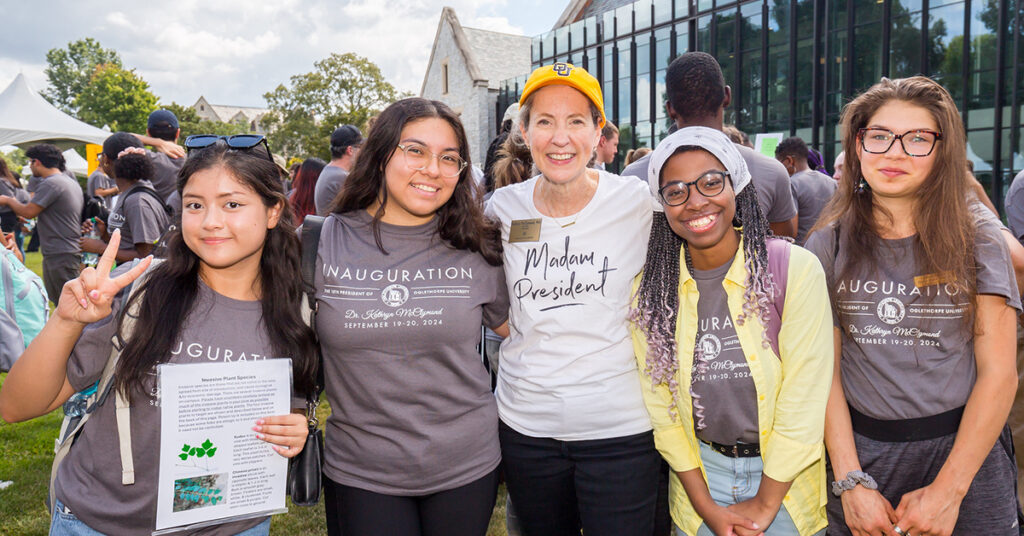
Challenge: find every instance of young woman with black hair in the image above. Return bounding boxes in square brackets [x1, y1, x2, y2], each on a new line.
[313, 97, 509, 536]
[806, 76, 1021, 536]
[0, 141, 318, 536]
[81, 132, 172, 262]
[632, 127, 832, 536]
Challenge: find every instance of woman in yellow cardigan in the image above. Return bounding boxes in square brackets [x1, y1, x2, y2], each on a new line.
[630, 126, 833, 536]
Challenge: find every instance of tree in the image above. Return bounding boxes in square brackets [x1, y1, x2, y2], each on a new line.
[262, 52, 408, 159]
[162, 102, 246, 141]
[42, 38, 122, 115]
[75, 64, 158, 133]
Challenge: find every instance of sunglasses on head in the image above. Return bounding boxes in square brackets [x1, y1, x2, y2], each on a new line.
[184, 134, 273, 162]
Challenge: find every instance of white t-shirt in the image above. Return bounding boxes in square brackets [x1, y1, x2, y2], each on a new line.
[487, 171, 656, 440]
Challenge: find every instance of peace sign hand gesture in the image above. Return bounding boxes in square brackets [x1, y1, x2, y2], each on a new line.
[56, 229, 152, 325]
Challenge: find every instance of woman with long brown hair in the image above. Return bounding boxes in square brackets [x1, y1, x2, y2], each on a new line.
[313, 97, 509, 536]
[805, 76, 1021, 536]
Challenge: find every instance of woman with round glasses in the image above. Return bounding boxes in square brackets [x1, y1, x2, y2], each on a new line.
[311, 97, 509, 536]
[805, 76, 1021, 536]
[485, 63, 662, 535]
[632, 126, 832, 536]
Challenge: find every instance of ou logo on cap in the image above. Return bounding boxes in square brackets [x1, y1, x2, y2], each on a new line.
[553, 63, 573, 77]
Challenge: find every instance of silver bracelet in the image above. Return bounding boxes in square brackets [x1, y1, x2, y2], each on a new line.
[830, 470, 878, 497]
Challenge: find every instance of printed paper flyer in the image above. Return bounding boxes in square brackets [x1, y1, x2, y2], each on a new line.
[154, 360, 291, 534]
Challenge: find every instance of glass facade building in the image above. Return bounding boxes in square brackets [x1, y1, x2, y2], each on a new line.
[498, 0, 1024, 209]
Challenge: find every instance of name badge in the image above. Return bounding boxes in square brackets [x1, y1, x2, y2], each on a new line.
[509, 218, 542, 242]
[914, 271, 954, 288]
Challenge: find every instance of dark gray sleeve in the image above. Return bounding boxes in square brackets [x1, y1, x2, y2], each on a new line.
[29, 179, 59, 208]
[802, 228, 839, 326]
[482, 263, 510, 329]
[314, 172, 341, 217]
[1006, 185, 1024, 242]
[620, 156, 650, 182]
[766, 161, 797, 223]
[123, 198, 167, 246]
[975, 217, 1023, 308]
[86, 175, 98, 197]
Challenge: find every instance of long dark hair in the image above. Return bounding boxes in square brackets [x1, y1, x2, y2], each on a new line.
[114, 143, 319, 400]
[333, 97, 502, 265]
[289, 157, 326, 225]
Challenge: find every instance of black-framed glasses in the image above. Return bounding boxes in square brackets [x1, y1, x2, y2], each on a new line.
[658, 170, 729, 206]
[397, 143, 467, 178]
[858, 128, 943, 157]
[184, 134, 273, 162]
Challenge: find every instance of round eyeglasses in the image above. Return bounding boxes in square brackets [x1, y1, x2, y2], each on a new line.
[658, 170, 729, 206]
[858, 128, 943, 157]
[397, 143, 467, 178]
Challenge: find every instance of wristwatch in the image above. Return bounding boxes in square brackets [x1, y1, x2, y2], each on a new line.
[831, 470, 878, 497]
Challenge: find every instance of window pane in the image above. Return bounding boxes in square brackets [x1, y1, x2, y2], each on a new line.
[637, 33, 652, 75]
[889, 10, 922, 77]
[717, 11, 737, 82]
[636, 0, 653, 30]
[766, 45, 789, 123]
[929, 2, 966, 104]
[604, 10, 616, 41]
[637, 72, 652, 121]
[585, 17, 598, 46]
[656, 26, 672, 70]
[677, 25, 690, 55]
[697, 15, 712, 51]
[655, 0, 673, 25]
[542, 31, 554, 60]
[604, 46, 615, 83]
[656, 69, 668, 119]
[741, 1, 763, 51]
[795, 39, 813, 118]
[675, 0, 691, 18]
[556, 26, 569, 56]
[828, 0, 847, 30]
[570, 20, 585, 51]
[768, 0, 790, 48]
[698, 0, 713, 12]
[618, 77, 633, 124]
[852, 22, 883, 92]
[617, 4, 634, 37]
[618, 38, 633, 78]
[739, 52, 763, 125]
[532, 38, 541, 63]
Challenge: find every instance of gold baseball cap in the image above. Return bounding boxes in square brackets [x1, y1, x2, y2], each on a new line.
[518, 63, 606, 128]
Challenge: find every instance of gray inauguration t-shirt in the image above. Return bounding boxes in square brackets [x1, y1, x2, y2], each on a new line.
[691, 261, 760, 445]
[148, 149, 185, 202]
[790, 169, 838, 245]
[32, 172, 84, 255]
[621, 145, 797, 223]
[314, 165, 348, 216]
[59, 275, 301, 536]
[315, 210, 509, 495]
[804, 217, 1021, 420]
[107, 180, 171, 250]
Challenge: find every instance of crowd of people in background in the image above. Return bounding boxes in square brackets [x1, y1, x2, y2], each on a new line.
[2, 47, 1024, 536]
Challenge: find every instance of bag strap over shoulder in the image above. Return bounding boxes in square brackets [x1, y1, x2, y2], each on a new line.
[300, 215, 325, 403]
[764, 238, 792, 359]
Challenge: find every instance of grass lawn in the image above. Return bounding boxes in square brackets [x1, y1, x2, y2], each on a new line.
[0, 249, 509, 535]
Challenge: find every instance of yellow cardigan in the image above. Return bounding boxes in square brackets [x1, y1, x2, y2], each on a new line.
[631, 241, 833, 536]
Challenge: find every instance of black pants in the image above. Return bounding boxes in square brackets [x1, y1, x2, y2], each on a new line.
[323, 468, 499, 536]
[499, 421, 661, 536]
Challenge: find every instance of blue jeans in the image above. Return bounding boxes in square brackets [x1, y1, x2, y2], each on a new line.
[49, 499, 272, 536]
[673, 442, 823, 536]
[499, 421, 661, 536]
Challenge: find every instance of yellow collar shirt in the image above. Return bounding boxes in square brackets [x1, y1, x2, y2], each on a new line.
[631, 240, 833, 536]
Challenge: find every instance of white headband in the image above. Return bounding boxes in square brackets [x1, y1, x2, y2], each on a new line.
[647, 126, 751, 212]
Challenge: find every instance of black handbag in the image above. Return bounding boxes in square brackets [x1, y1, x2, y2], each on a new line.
[287, 215, 326, 506]
[287, 397, 323, 506]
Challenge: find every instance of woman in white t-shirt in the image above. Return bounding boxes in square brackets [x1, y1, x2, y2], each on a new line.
[486, 62, 660, 536]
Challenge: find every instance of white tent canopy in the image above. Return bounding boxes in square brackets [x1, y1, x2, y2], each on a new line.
[0, 73, 109, 149]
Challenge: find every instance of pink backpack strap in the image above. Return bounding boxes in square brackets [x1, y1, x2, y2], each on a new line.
[764, 238, 791, 358]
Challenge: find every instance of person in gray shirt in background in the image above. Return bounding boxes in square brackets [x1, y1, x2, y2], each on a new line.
[132, 109, 185, 203]
[85, 167, 117, 210]
[314, 124, 362, 215]
[775, 136, 837, 245]
[1003, 169, 1024, 242]
[621, 52, 798, 238]
[0, 144, 83, 300]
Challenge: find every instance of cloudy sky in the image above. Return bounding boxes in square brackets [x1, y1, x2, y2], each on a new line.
[0, 0, 564, 108]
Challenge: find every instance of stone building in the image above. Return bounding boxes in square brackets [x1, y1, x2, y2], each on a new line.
[421, 7, 531, 167]
[191, 96, 271, 134]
